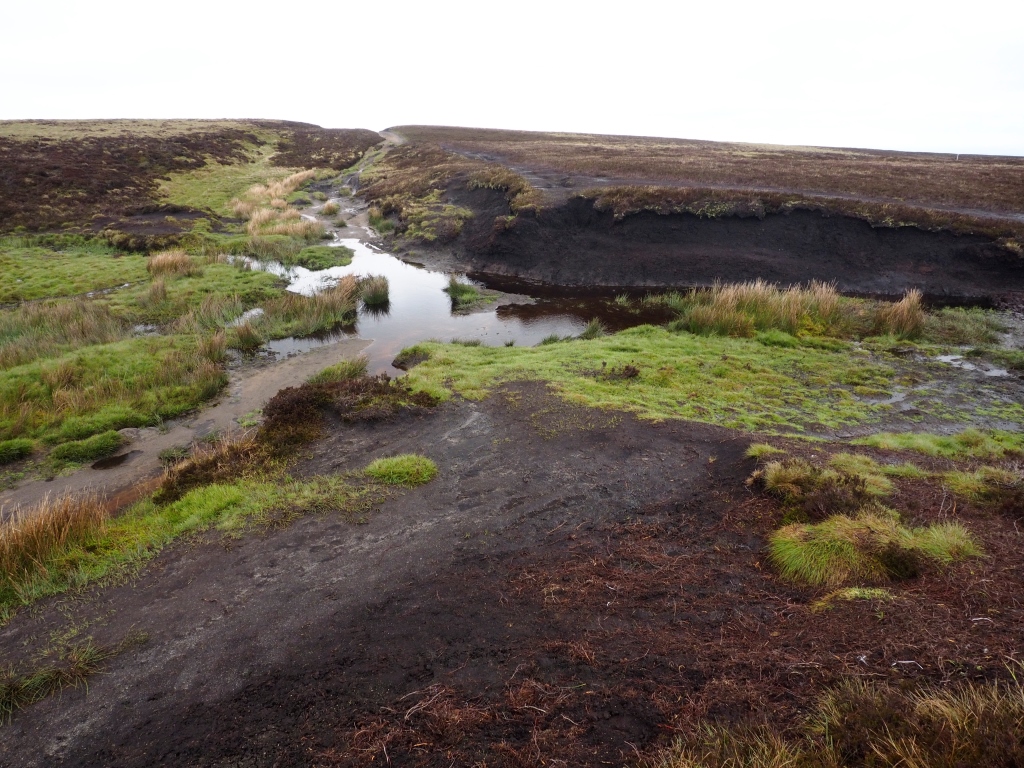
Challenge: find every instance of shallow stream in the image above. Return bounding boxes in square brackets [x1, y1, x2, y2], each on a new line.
[246, 238, 668, 375]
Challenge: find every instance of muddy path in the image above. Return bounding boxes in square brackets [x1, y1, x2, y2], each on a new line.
[3, 384, 1022, 766]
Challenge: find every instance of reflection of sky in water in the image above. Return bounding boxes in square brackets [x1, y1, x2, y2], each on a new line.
[251, 239, 590, 375]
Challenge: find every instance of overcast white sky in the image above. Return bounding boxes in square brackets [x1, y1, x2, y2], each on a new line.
[3, 0, 1022, 156]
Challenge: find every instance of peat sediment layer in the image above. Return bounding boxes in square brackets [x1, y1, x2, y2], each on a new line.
[451, 187, 1023, 296]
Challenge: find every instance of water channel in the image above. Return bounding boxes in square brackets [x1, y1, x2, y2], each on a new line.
[246, 238, 669, 375]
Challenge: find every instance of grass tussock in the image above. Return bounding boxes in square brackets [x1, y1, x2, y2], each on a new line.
[359, 275, 390, 307]
[666, 280, 933, 341]
[307, 355, 369, 385]
[578, 318, 607, 340]
[443, 276, 481, 309]
[0, 493, 107, 603]
[49, 430, 124, 464]
[364, 454, 438, 486]
[321, 201, 340, 216]
[943, 466, 1021, 501]
[769, 511, 980, 587]
[647, 676, 1024, 768]
[146, 249, 202, 277]
[853, 428, 1024, 460]
[0, 438, 34, 465]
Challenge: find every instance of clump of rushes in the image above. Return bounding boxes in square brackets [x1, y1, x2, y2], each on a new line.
[364, 454, 438, 486]
[147, 250, 202, 277]
[146, 278, 167, 305]
[0, 299, 127, 369]
[769, 511, 980, 587]
[49, 431, 124, 464]
[0, 493, 106, 598]
[307, 356, 369, 385]
[662, 281, 962, 342]
[359, 275, 390, 307]
[335, 218, 348, 228]
[0, 438, 34, 465]
[443, 276, 480, 309]
[198, 331, 226, 363]
[321, 201, 340, 216]
[578, 319, 607, 340]
[229, 321, 263, 352]
[873, 288, 924, 338]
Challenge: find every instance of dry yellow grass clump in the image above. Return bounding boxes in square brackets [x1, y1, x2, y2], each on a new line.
[229, 171, 326, 240]
[147, 250, 202, 277]
[0, 494, 107, 593]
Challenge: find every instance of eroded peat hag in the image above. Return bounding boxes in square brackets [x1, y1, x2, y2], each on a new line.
[365, 128, 1024, 298]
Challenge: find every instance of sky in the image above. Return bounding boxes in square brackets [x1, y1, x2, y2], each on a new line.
[3, 0, 1022, 156]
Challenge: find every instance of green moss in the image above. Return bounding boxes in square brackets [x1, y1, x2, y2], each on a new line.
[365, 454, 438, 486]
[403, 326, 899, 433]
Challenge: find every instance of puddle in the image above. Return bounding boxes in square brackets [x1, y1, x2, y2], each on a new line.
[91, 450, 142, 470]
[933, 354, 1010, 377]
[246, 239, 669, 375]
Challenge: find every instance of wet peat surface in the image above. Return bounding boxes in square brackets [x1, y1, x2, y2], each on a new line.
[3, 385, 1022, 767]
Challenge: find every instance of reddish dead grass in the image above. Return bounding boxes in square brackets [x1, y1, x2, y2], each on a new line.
[312, 443, 1024, 766]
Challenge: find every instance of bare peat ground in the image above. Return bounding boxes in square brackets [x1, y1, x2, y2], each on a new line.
[365, 128, 1024, 296]
[2, 384, 1021, 767]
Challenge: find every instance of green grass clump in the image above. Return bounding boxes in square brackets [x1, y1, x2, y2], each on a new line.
[280, 245, 353, 271]
[827, 453, 894, 496]
[852, 428, 1024, 460]
[364, 454, 438, 486]
[443, 276, 482, 309]
[578, 319, 607, 340]
[943, 466, 1020, 501]
[49, 431, 124, 463]
[745, 443, 785, 460]
[307, 356, 369, 385]
[359, 275, 390, 307]
[0, 439, 33, 465]
[769, 511, 980, 587]
[0, 336, 227, 446]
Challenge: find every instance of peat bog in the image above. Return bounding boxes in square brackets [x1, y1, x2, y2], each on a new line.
[0, 120, 1022, 767]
